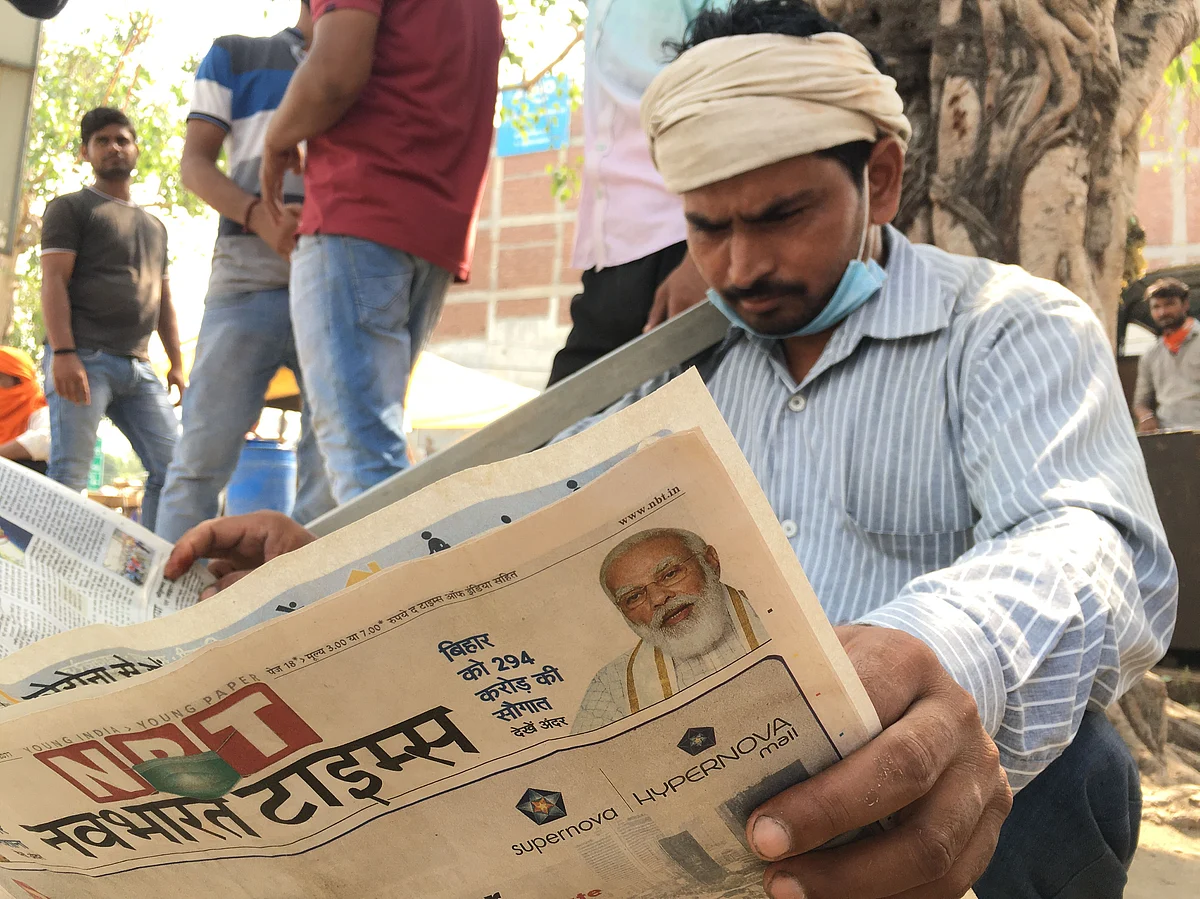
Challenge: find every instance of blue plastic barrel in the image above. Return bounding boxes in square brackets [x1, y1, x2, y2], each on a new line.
[225, 439, 297, 517]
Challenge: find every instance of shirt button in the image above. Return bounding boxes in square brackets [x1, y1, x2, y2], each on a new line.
[781, 519, 798, 539]
[787, 393, 807, 413]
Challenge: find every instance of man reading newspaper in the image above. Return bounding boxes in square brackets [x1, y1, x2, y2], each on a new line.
[166, 3, 1176, 897]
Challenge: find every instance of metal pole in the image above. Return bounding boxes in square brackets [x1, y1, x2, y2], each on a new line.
[307, 301, 730, 536]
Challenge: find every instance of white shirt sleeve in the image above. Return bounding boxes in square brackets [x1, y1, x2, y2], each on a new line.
[14, 406, 51, 462]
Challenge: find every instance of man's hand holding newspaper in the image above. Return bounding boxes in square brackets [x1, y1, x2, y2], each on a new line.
[749, 625, 1008, 899]
[165, 512, 317, 599]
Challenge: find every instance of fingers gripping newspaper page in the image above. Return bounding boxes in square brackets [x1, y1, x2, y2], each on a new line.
[0, 374, 883, 899]
[0, 459, 210, 669]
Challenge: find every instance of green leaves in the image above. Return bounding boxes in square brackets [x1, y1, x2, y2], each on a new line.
[1163, 43, 1200, 92]
[497, 1, 586, 207]
[548, 159, 582, 204]
[498, 0, 586, 94]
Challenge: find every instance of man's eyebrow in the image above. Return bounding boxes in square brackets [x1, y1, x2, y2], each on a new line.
[686, 190, 818, 230]
[651, 554, 688, 577]
[686, 210, 729, 230]
[740, 189, 817, 224]
[611, 553, 688, 595]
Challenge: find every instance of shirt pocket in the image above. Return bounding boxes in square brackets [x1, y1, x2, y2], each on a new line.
[843, 516, 976, 571]
[839, 424, 978, 569]
[1183, 345, 1200, 385]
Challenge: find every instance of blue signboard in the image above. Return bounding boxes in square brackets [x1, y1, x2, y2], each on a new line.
[496, 74, 573, 158]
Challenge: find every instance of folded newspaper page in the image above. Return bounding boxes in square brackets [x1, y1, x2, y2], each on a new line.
[0, 459, 210, 670]
[0, 372, 771, 707]
[0, 378, 884, 899]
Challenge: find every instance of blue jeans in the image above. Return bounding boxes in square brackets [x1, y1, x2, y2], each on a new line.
[290, 235, 450, 503]
[155, 288, 336, 543]
[43, 350, 178, 531]
[976, 710, 1141, 898]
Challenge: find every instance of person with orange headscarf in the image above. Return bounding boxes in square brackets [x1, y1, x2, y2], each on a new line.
[0, 347, 51, 472]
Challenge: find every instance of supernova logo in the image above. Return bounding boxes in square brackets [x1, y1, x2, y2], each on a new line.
[516, 788, 567, 825]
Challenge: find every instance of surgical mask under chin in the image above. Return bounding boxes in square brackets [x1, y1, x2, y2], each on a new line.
[708, 168, 887, 340]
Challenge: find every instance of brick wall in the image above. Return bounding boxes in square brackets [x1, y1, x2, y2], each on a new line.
[427, 118, 584, 390]
[1134, 91, 1200, 268]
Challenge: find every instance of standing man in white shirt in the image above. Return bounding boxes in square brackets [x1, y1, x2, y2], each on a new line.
[547, 0, 730, 384]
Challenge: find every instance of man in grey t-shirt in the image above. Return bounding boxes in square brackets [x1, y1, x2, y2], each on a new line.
[40, 107, 182, 532]
[155, 0, 334, 542]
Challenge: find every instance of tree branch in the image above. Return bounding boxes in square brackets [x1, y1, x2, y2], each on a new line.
[103, 13, 154, 106]
[499, 29, 583, 93]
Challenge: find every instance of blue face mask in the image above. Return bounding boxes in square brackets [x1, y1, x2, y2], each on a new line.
[707, 168, 887, 340]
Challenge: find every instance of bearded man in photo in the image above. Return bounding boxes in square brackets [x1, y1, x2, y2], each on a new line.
[573, 527, 767, 734]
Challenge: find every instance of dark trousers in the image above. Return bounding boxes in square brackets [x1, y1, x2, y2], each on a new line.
[547, 241, 688, 386]
[975, 710, 1141, 898]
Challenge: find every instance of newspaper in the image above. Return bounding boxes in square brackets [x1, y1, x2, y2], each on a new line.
[0, 460, 210, 678]
[0, 376, 885, 898]
[0, 373, 747, 706]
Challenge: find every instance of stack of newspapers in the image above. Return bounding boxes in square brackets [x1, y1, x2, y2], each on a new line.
[0, 372, 890, 899]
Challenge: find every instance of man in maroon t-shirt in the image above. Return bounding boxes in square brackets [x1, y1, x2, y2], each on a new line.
[261, 0, 503, 503]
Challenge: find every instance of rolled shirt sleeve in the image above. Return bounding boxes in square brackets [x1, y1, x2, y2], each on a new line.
[13, 406, 51, 462]
[857, 288, 1177, 790]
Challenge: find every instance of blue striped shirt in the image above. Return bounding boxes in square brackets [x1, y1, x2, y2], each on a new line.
[190, 28, 307, 294]
[561, 227, 1177, 789]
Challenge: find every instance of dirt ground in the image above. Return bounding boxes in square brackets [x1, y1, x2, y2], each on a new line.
[1126, 821, 1200, 898]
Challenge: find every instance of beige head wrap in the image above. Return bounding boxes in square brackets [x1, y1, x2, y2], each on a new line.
[640, 32, 912, 194]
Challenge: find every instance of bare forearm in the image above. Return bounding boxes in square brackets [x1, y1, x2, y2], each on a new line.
[266, 60, 361, 151]
[1132, 403, 1156, 421]
[158, 291, 183, 369]
[41, 279, 75, 351]
[182, 154, 257, 223]
[0, 440, 32, 461]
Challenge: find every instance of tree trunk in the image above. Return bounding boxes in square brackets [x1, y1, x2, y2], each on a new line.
[815, 0, 1200, 343]
[1109, 673, 1200, 830]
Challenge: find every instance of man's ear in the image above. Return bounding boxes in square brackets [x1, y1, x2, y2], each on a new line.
[705, 544, 720, 577]
[867, 137, 904, 227]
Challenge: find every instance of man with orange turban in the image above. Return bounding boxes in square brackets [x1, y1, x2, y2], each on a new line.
[0, 347, 50, 473]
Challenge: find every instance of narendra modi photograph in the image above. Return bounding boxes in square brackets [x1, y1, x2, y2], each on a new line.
[572, 527, 769, 734]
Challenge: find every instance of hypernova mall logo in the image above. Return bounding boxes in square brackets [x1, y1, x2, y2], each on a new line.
[516, 788, 567, 825]
[677, 726, 716, 756]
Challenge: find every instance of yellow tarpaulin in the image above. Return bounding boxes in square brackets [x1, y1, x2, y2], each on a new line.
[154, 342, 538, 431]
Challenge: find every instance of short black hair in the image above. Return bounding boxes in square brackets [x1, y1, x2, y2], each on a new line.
[80, 107, 135, 147]
[668, 0, 887, 182]
[1146, 278, 1190, 304]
